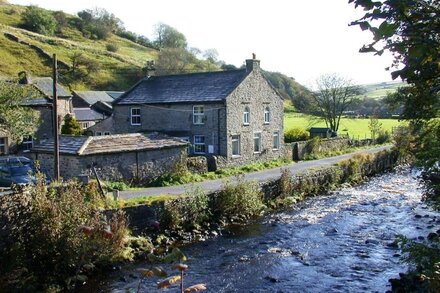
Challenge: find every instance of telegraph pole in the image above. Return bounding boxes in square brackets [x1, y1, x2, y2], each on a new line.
[52, 54, 60, 181]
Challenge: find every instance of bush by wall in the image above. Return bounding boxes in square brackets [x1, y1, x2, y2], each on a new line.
[0, 178, 130, 291]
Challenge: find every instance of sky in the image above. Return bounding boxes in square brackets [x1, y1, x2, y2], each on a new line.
[9, 0, 397, 86]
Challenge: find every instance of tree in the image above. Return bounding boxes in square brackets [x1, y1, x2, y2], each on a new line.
[61, 114, 82, 135]
[369, 115, 382, 143]
[311, 73, 359, 132]
[349, 0, 440, 121]
[77, 7, 122, 40]
[0, 81, 39, 143]
[153, 23, 187, 49]
[155, 48, 197, 75]
[21, 5, 57, 36]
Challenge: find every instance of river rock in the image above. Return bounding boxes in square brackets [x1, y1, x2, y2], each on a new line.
[366, 238, 380, 245]
[427, 232, 438, 240]
[415, 214, 422, 218]
[325, 228, 338, 236]
[265, 275, 279, 283]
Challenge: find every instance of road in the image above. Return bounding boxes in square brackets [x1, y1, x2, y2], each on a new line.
[119, 145, 392, 199]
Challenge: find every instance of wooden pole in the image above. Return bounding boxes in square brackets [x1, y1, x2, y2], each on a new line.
[53, 54, 60, 181]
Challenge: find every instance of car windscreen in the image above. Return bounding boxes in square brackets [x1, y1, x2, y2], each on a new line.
[9, 166, 33, 176]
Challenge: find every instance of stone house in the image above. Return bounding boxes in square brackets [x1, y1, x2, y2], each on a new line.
[21, 75, 73, 144]
[90, 56, 284, 167]
[72, 91, 118, 131]
[0, 75, 72, 155]
[28, 133, 188, 183]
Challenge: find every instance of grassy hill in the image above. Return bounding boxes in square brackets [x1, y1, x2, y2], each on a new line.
[357, 81, 405, 99]
[0, 2, 157, 90]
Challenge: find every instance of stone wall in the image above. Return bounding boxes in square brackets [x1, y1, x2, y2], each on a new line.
[186, 156, 208, 173]
[29, 147, 187, 184]
[119, 149, 398, 234]
[290, 138, 373, 160]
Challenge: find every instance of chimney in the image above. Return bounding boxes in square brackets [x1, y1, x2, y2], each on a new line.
[18, 71, 31, 84]
[143, 60, 156, 78]
[245, 53, 260, 72]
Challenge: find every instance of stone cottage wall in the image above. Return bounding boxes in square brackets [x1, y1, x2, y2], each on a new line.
[108, 103, 227, 157]
[224, 69, 284, 166]
[29, 147, 186, 183]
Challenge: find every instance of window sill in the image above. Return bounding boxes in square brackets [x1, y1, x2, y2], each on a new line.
[232, 155, 241, 159]
[243, 123, 250, 126]
[263, 122, 270, 125]
[253, 151, 261, 154]
[193, 123, 205, 126]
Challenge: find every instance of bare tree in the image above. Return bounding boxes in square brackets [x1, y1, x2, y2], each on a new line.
[312, 73, 360, 132]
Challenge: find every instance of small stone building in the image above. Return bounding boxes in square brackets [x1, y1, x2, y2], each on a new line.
[90, 55, 284, 167]
[28, 133, 188, 183]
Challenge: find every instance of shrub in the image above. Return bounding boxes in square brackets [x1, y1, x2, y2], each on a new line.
[376, 130, 391, 144]
[61, 114, 83, 135]
[21, 5, 57, 36]
[215, 176, 263, 220]
[0, 177, 130, 291]
[284, 127, 309, 143]
[106, 43, 119, 52]
[182, 186, 210, 229]
[160, 186, 210, 230]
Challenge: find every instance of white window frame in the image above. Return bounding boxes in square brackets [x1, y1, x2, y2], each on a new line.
[264, 107, 271, 124]
[0, 137, 7, 155]
[231, 135, 240, 157]
[272, 131, 280, 150]
[193, 135, 206, 154]
[253, 132, 262, 153]
[22, 136, 33, 152]
[193, 105, 205, 125]
[130, 107, 141, 125]
[80, 122, 90, 129]
[243, 106, 250, 125]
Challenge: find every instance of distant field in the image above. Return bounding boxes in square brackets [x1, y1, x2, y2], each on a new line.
[357, 81, 405, 100]
[284, 113, 405, 139]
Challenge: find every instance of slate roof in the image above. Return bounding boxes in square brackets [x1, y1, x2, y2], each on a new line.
[74, 91, 116, 106]
[114, 70, 249, 105]
[32, 77, 71, 97]
[22, 98, 51, 106]
[31, 133, 187, 155]
[73, 108, 107, 122]
[106, 91, 124, 99]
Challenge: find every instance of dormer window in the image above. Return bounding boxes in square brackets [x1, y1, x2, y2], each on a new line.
[193, 106, 205, 125]
[243, 106, 250, 125]
[264, 107, 271, 124]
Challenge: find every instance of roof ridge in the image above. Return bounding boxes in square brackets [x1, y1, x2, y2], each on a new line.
[77, 136, 93, 155]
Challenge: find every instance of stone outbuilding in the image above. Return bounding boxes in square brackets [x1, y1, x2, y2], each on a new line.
[90, 55, 284, 168]
[28, 133, 188, 183]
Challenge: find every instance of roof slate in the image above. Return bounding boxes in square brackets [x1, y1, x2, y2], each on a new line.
[73, 108, 107, 122]
[32, 77, 71, 97]
[115, 70, 248, 105]
[32, 133, 187, 155]
[74, 91, 115, 106]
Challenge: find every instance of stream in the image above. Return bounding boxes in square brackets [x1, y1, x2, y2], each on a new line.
[96, 168, 438, 292]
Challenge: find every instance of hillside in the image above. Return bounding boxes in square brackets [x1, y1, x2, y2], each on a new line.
[0, 2, 157, 90]
[357, 81, 405, 99]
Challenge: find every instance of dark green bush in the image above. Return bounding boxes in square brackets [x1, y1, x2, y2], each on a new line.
[376, 130, 391, 144]
[106, 43, 119, 52]
[21, 5, 57, 36]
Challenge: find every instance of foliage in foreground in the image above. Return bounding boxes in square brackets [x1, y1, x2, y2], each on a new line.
[215, 176, 264, 221]
[0, 177, 131, 291]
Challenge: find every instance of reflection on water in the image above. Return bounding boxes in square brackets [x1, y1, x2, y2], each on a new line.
[101, 169, 436, 292]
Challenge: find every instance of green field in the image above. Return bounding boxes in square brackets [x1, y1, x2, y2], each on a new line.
[284, 113, 405, 139]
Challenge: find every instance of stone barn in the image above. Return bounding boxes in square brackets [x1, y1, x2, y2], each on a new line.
[28, 133, 188, 183]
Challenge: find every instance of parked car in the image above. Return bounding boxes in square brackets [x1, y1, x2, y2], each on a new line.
[0, 156, 37, 187]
